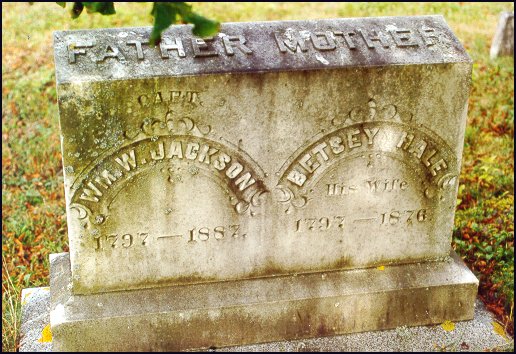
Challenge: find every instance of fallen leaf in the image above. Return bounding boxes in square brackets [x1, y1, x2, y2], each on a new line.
[492, 321, 508, 341]
[38, 324, 52, 343]
[21, 290, 33, 305]
[441, 320, 455, 332]
[376, 265, 385, 271]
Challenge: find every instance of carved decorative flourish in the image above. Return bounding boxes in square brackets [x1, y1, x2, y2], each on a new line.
[331, 98, 413, 127]
[230, 190, 268, 216]
[69, 203, 107, 229]
[124, 110, 211, 140]
[274, 185, 309, 214]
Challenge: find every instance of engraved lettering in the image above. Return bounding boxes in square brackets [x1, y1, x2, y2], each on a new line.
[150, 142, 165, 160]
[327, 183, 336, 196]
[234, 172, 256, 191]
[213, 226, 225, 240]
[170, 91, 181, 101]
[367, 180, 378, 192]
[94, 226, 247, 249]
[137, 94, 149, 108]
[333, 31, 357, 49]
[80, 181, 103, 202]
[295, 215, 345, 232]
[167, 141, 184, 159]
[114, 150, 137, 171]
[356, 29, 390, 48]
[154, 92, 163, 105]
[197, 145, 219, 164]
[72, 136, 267, 214]
[191, 37, 218, 57]
[408, 139, 427, 159]
[299, 153, 320, 173]
[121, 234, 133, 248]
[94, 169, 117, 189]
[346, 128, 362, 148]
[140, 232, 149, 245]
[287, 169, 307, 187]
[160, 37, 186, 58]
[95, 232, 150, 251]
[329, 136, 345, 154]
[198, 227, 209, 241]
[380, 209, 428, 225]
[190, 92, 200, 104]
[418, 26, 438, 46]
[98, 44, 126, 62]
[107, 234, 118, 248]
[126, 40, 148, 60]
[187, 224, 244, 242]
[279, 120, 457, 213]
[68, 41, 94, 63]
[229, 224, 241, 238]
[94, 236, 102, 250]
[222, 35, 253, 55]
[185, 142, 200, 160]
[64, 24, 448, 67]
[363, 127, 380, 145]
[274, 31, 308, 53]
[226, 162, 243, 178]
[312, 142, 330, 162]
[389, 29, 419, 47]
[396, 131, 414, 149]
[429, 158, 447, 176]
[213, 153, 231, 170]
[366, 178, 409, 192]
[137, 90, 201, 109]
[311, 32, 336, 51]
[326, 183, 358, 196]
[421, 148, 438, 167]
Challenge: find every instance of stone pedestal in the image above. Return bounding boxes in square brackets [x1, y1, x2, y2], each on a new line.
[21, 288, 511, 352]
[49, 251, 477, 351]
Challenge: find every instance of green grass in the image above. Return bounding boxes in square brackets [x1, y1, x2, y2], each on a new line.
[2, 2, 514, 351]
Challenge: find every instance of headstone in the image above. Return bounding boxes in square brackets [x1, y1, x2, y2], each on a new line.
[49, 15, 478, 350]
[490, 11, 514, 59]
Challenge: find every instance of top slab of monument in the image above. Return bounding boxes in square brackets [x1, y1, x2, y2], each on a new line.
[53, 15, 471, 84]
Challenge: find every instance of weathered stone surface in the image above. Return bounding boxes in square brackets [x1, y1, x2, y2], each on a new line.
[20, 283, 512, 352]
[54, 16, 470, 82]
[20, 287, 52, 352]
[49, 251, 478, 351]
[53, 16, 472, 295]
[490, 11, 514, 59]
[21, 286, 512, 352]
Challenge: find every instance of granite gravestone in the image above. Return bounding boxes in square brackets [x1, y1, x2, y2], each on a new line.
[490, 11, 514, 59]
[50, 16, 478, 350]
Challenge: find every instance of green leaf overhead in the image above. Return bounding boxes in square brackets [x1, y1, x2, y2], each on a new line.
[54, 2, 219, 46]
[70, 2, 84, 19]
[83, 2, 116, 15]
[149, 2, 220, 45]
[149, 2, 179, 46]
[181, 11, 220, 38]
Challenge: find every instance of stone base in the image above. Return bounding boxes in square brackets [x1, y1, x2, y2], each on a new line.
[21, 291, 513, 352]
[49, 251, 479, 351]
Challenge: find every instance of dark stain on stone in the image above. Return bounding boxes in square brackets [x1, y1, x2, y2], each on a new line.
[328, 257, 352, 270]
[316, 320, 329, 336]
[246, 261, 286, 278]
